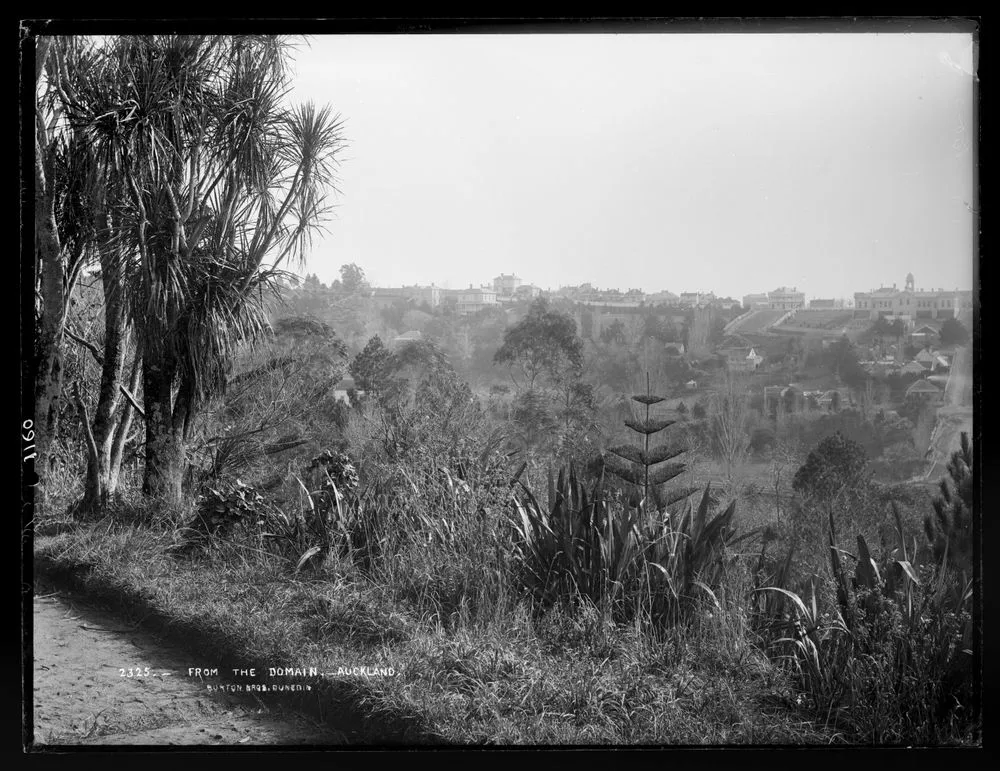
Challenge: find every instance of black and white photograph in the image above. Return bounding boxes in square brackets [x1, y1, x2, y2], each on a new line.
[22, 18, 980, 750]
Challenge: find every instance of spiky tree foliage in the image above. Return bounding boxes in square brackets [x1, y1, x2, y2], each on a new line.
[925, 432, 973, 576]
[60, 35, 345, 504]
[601, 374, 692, 511]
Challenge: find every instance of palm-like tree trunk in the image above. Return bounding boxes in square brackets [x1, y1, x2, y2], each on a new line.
[77, 259, 131, 515]
[141, 341, 185, 505]
[34, 149, 64, 476]
[60, 36, 344, 510]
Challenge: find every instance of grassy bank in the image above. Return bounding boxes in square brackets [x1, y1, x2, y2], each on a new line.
[34, 516, 831, 745]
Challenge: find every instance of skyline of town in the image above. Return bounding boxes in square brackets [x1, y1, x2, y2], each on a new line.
[289, 33, 974, 305]
[298, 267, 975, 307]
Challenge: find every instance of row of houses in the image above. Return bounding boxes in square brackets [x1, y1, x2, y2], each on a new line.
[370, 276, 545, 315]
[861, 348, 951, 378]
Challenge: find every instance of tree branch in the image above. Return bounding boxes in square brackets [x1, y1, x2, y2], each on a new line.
[65, 327, 104, 365]
[119, 382, 145, 420]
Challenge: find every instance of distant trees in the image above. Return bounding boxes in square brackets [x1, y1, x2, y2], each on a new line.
[338, 263, 369, 294]
[642, 313, 680, 344]
[828, 336, 867, 390]
[870, 317, 904, 357]
[494, 298, 584, 392]
[370, 340, 482, 464]
[494, 298, 594, 458]
[599, 319, 627, 345]
[467, 308, 508, 376]
[708, 372, 752, 484]
[350, 335, 390, 395]
[708, 315, 727, 346]
[938, 317, 970, 347]
[792, 432, 869, 501]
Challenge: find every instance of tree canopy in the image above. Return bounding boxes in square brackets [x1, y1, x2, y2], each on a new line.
[494, 298, 584, 390]
[350, 334, 390, 394]
[338, 263, 369, 294]
[938, 317, 970, 347]
[792, 431, 870, 501]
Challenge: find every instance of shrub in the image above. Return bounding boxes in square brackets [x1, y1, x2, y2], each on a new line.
[758, 500, 976, 743]
[510, 466, 749, 627]
[924, 433, 973, 579]
[793, 432, 869, 501]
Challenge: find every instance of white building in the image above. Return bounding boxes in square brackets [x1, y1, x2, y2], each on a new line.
[853, 273, 967, 321]
[678, 291, 715, 307]
[457, 285, 499, 314]
[768, 287, 805, 310]
[493, 273, 523, 297]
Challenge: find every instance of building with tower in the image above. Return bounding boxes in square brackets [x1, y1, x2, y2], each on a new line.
[853, 272, 967, 321]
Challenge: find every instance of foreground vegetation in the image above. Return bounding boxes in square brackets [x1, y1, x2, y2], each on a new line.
[31, 34, 977, 747]
[37, 373, 978, 744]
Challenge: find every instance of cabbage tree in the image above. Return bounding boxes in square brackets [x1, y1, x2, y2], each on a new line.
[62, 35, 344, 504]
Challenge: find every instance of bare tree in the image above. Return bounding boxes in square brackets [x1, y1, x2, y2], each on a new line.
[710, 370, 752, 485]
[768, 438, 799, 522]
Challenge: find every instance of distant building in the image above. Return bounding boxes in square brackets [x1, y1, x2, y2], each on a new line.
[768, 287, 806, 310]
[514, 283, 542, 300]
[646, 290, 680, 305]
[910, 324, 939, 347]
[816, 389, 846, 411]
[370, 287, 411, 309]
[915, 349, 937, 370]
[371, 284, 441, 309]
[333, 375, 360, 404]
[809, 298, 845, 309]
[391, 330, 423, 349]
[853, 272, 966, 321]
[416, 284, 442, 307]
[493, 273, 523, 297]
[905, 379, 942, 401]
[900, 361, 927, 376]
[679, 291, 716, 307]
[721, 346, 763, 372]
[742, 292, 770, 310]
[764, 385, 805, 413]
[457, 285, 499, 314]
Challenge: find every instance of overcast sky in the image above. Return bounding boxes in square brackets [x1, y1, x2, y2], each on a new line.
[286, 31, 975, 300]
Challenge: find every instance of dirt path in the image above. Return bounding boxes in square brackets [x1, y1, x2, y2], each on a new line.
[30, 591, 346, 747]
[924, 344, 973, 482]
